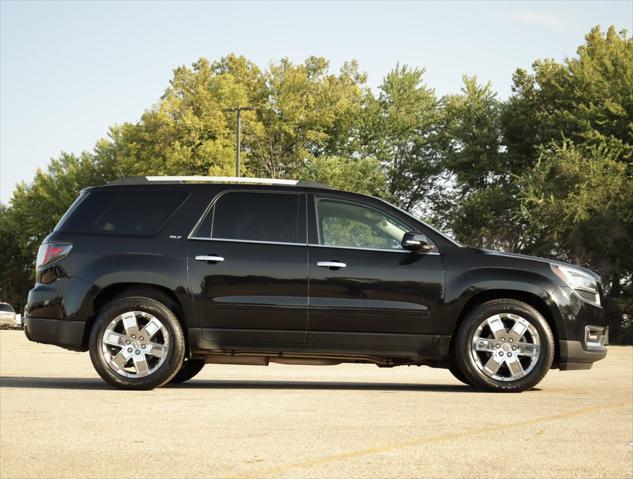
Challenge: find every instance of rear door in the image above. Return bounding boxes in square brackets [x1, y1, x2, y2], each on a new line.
[307, 194, 445, 354]
[188, 190, 308, 347]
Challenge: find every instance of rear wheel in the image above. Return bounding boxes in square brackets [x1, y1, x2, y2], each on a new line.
[454, 299, 554, 392]
[169, 358, 205, 384]
[89, 297, 185, 390]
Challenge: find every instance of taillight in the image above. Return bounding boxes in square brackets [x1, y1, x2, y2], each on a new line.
[36, 242, 73, 268]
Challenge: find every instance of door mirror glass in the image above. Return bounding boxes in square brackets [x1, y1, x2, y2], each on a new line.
[401, 232, 433, 252]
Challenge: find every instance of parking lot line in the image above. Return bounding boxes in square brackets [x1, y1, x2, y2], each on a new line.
[238, 400, 633, 479]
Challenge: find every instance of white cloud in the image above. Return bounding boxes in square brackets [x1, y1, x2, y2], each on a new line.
[512, 11, 567, 30]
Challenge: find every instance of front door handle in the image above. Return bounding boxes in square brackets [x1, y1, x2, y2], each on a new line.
[195, 255, 225, 262]
[317, 261, 346, 269]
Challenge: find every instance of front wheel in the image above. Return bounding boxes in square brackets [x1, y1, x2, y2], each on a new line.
[454, 299, 554, 392]
[89, 297, 186, 390]
[448, 362, 472, 386]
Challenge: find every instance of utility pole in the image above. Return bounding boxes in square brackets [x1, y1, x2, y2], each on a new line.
[222, 106, 256, 177]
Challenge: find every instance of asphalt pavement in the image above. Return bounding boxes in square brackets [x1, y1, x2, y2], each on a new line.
[1, 330, 631, 478]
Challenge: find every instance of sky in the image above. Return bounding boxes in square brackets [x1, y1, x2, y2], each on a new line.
[1, 0, 631, 204]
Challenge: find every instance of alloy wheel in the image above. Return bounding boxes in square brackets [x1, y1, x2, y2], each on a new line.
[470, 313, 541, 382]
[100, 311, 170, 378]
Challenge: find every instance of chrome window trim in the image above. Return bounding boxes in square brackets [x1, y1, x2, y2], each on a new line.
[308, 243, 441, 255]
[187, 190, 443, 255]
[187, 189, 305, 242]
[189, 236, 307, 247]
[187, 236, 440, 254]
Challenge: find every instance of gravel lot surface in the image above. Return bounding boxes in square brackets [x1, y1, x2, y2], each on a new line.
[1, 330, 631, 478]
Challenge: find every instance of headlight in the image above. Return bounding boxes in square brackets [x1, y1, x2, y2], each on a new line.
[551, 264, 601, 305]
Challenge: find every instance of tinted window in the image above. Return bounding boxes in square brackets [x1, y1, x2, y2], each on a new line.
[60, 190, 187, 236]
[316, 198, 408, 250]
[195, 192, 302, 244]
[0, 304, 14, 313]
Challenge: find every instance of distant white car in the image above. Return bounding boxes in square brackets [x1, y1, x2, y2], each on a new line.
[0, 302, 17, 328]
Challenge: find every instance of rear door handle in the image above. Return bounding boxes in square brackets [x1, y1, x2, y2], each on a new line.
[317, 261, 346, 269]
[195, 255, 225, 262]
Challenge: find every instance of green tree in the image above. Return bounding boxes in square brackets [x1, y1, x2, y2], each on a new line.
[441, 76, 505, 191]
[0, 148, 117, 309]
[0, 205, 32, 312]
[297, 155, 388, 196]
[250, 57, 368, 177]
[503, 26, 633, 170]
[519, 140, 633, 340]
[434, 76, 523, 249]
[364, 65, 442, 211]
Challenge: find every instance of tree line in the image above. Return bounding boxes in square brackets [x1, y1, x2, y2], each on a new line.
[1, 26, 631, 342]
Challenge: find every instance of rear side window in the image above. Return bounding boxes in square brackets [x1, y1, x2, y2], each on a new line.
[59, 190, 187, 236]
[193, 192, 303, 244]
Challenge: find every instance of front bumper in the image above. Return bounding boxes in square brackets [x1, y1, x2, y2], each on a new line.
[24, 316, 87, 352]
[551, 283, 608, 370]
[558, 339, 607, 370]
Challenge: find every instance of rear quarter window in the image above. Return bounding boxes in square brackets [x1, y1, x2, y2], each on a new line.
[58, 190, 188, 236]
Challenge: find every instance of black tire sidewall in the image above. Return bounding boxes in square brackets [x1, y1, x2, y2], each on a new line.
[89, 296, 185, 390]
[169, 358, 205, 384]
[456, 299, 554, 392]
[448, 361, 472, 386]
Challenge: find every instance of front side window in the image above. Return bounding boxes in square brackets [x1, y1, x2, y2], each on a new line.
[315, 198, 409, 250]
[194, 192, 302, 244]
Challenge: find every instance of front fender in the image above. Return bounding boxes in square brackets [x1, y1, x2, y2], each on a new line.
[443, 267, 568, 338]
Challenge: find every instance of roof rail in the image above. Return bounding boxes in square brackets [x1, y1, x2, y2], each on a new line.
[106, 176, 331, 189]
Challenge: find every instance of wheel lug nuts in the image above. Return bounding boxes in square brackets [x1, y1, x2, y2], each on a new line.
[135, 350, 140, 355]
[131, 335, 136, 339]
[500, 338, 505, 342]
[127, 348, 132, 353]
[126, 340, 130, 345]
[509, 339, 513, 343]
[507, 352, 512, 357]
[496, 344, 501, 348]
[512, 346, 516, 351]
[499, 351, 504, 356]
[141, 344, 146, 349]
[139, 337, 144, 341]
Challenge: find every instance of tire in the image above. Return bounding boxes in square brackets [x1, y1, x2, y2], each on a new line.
[169, 358, 205, 384]
[448, 362, 472, 386]
[89, 296, 186, 390]
[454, 299, 554, 393]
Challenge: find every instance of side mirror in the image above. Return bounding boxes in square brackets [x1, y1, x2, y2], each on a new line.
[401, 232, 433, 252]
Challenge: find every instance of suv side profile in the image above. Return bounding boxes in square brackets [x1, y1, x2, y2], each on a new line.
[24, 176, 608, 391]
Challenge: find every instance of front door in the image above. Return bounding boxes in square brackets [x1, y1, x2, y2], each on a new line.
[188, 190, 308, 347]
[307, 195, 444, 355]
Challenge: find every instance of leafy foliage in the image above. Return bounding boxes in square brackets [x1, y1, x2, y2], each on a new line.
[1, 26, 631, 341]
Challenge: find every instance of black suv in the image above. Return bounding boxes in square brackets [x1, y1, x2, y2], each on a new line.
[24, 177, 608, 391]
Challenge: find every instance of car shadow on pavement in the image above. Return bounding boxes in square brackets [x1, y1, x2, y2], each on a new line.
[168, 379, 476, 392]
[0, 376, 476, 392]
[0, 376, 112, 390]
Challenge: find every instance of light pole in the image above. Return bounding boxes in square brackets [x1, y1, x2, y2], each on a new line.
[223, 106, 256, 177]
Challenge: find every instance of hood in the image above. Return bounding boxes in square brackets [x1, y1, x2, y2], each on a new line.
[474, 248, 601, 280]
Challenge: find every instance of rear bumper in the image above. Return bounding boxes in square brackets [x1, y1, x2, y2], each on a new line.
[24, 316, 86, 352]
[558, 339, 607, 370]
